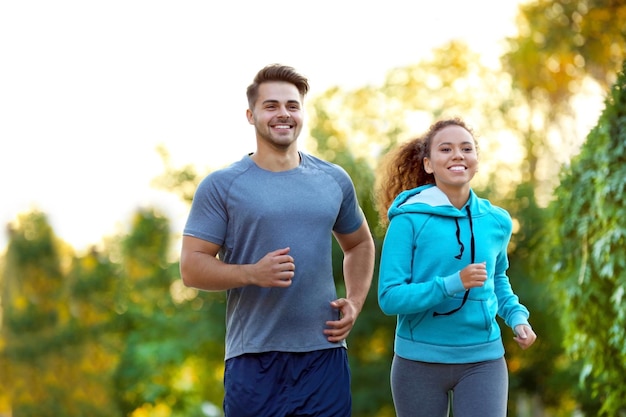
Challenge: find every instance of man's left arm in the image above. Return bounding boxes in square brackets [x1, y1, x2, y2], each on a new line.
[324, 220, 375, 342]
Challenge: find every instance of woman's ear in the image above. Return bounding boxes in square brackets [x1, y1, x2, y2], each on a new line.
[423, 158, 433, 174]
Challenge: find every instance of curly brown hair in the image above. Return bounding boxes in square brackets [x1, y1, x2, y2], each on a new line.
[374, 117, 477, 226]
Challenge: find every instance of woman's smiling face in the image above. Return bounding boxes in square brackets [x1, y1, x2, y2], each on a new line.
[423, 124, 478, 191]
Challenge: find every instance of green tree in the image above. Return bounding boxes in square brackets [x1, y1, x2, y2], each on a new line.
[0, 207, 227, 417]
[502, 0, 626, 203]
[1, 212, 65, 415]
[500, 182, 581, 416]
[541, 60, 626, 416]
[111, 208, 225, 416]
[65, 246, 125, 416]
[0, 211, 113, 416]
[503, 1, 626, 414]
[504, 0, 625, 103]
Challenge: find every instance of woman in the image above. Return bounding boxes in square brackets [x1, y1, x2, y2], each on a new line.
[376, 117, 536, 417]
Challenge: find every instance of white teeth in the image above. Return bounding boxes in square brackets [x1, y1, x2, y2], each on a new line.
[274, 125, 290, 129]
[449, 166, 465, 171]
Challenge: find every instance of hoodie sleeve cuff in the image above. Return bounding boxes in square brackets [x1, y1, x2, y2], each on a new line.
[443, 272, 466, 296]
[509, 312, 531, 329]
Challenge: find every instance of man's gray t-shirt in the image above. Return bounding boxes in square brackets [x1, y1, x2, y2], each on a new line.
[183, 152, 364, 360]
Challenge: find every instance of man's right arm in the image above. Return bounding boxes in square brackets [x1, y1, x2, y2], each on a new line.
[180, 236, 296, 291]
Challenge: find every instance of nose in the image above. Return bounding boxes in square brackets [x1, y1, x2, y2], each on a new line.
[452, 148, 465, 159]
[277, 105, 291, 119]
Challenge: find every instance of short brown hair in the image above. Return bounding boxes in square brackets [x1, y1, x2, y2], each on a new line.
[246, 64, 310, 109]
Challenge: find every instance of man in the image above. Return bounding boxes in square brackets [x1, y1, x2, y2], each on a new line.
[180, 64, 375, 417]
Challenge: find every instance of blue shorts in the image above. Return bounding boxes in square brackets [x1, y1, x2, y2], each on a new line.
[223, 348, 351, 417]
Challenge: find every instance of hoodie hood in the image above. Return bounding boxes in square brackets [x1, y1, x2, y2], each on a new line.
[388, 184, 484, 220]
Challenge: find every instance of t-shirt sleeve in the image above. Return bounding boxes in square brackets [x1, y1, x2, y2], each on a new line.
[332, 165, 364, 235]
[183, 173, 229, 245]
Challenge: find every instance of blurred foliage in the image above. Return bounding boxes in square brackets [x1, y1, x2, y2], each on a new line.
[0, 210, 226, 416]
[1, 211, 121, 417]
[538, 60, 626, 416]
[498, 182, 586, 416]
[309, 40, 530, 219]
[504, 0, 625, 104]
[151, 145, 200, 205]
[502, 0, 626, 206]
[1, 0, 625, 415]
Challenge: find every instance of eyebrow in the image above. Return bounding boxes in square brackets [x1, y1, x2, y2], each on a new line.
[262, 99, 301, 105]
[437, 141, 474, 146]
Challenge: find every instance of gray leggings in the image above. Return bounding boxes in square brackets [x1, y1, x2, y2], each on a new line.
[390, 355, 508, 417]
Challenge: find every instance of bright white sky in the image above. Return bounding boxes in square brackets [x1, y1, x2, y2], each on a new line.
[0, 0, 528, 252]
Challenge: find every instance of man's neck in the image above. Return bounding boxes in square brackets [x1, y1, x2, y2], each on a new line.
[250, 148, 301, 172]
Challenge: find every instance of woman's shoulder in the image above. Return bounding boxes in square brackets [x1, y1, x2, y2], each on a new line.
[472, 194, 512, 226]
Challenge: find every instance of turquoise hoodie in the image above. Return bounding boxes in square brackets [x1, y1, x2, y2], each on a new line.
[378, 184, 530, 364]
